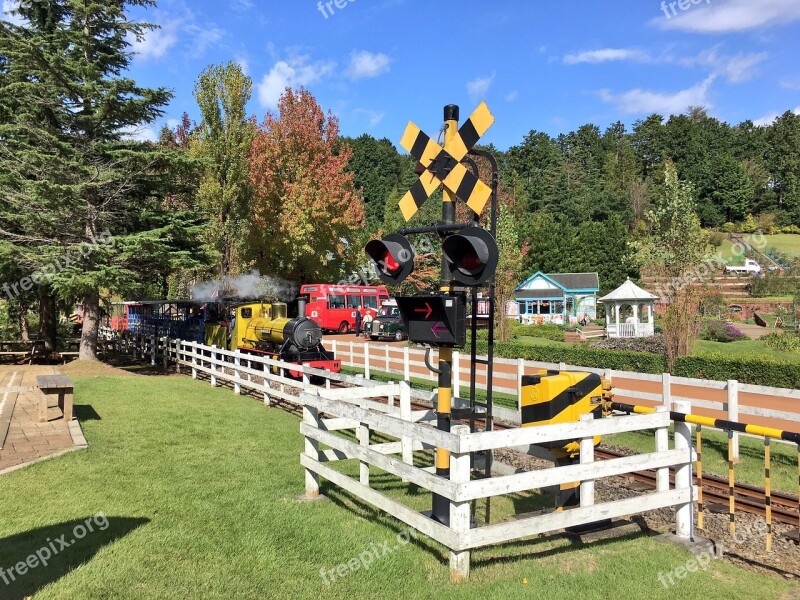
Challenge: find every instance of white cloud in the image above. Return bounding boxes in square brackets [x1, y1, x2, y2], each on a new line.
[780, 77, 800, 91]
[166, 118, 181, 130]
[598, 76, 716, 115]
[354, 109, 385, 127]
[505, 91, 519, 102]
[346, 51, 391, 80]
[467, 73, 495, 100]
[121, 124, 158, 142]
[679, 47, 767, 83]
[753, 106, 800, 127]
[257, 55, 336, 109]
[186, 25, 224, 59]
[655, 0, 800, 33]
[130, 21, 179, 60]
[2, 0, 25, 25]
[564, 48, 650, 65]
[236, 57, 250, 76]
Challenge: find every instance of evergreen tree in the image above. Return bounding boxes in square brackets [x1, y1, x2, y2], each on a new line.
[0, 0, 206, 359]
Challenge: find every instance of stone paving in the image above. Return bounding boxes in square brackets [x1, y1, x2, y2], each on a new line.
[0, 366, 87, 473]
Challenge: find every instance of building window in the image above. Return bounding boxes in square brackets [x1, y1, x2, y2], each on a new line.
[552, 301, 564, 315]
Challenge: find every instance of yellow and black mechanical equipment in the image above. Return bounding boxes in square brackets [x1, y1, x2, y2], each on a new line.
[520, 370, 606, 509]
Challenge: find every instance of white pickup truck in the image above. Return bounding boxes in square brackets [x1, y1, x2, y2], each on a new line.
[724, 258, 762, 275]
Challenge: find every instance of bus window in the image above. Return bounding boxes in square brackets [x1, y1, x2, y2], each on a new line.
[363, 296, 378, 310]
[328, 295, 345, 309]
[346, 295, 361, 309]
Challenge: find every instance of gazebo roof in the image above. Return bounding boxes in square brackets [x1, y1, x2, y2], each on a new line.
[598, 278, 659, 302]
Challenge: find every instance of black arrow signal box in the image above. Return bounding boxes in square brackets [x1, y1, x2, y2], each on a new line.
[396, 294, 467, 347]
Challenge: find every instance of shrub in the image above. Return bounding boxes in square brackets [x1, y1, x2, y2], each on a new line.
[674, 354, 800, 388]
[749, 275, 800, 298]
[513, 323, 565, 342]
[708, 231, 726, 248]
[700, 320, 748, 343]
[762, 332, 800, 353]
[592, 335, 667, 355]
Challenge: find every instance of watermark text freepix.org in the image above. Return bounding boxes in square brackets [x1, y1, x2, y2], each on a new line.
[320, 529, 416, 586]
[661, 0, 711, 20]
[2, 230, 114, 301]
[0, 513, 110, 586]
[317, 0, 357, 19]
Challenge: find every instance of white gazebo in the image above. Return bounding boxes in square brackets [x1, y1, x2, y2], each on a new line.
[598, 278, 659, 338]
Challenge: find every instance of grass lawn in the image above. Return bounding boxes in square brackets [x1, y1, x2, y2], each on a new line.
[766, 234, 800, 258]
[1, 373, 795, 599]
[515, 336, 571, 348]
[693, 338, 800, 362]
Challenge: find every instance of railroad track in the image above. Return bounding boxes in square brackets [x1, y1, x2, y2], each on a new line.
[596, 448, 800, 527]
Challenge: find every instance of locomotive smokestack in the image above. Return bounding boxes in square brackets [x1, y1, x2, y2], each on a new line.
[297, 296, 307, 318]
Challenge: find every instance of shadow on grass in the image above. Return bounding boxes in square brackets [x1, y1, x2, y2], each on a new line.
[319, 480, 654, 571]
[74, 405, 102, 421]
[0, 516, 149, 599]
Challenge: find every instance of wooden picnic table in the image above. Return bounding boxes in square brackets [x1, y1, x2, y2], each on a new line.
[36, 374, 74, 423]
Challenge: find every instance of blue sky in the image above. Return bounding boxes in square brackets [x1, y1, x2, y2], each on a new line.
[5, 0, 800, 149]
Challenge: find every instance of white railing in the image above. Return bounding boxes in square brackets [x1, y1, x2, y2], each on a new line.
[301, 387, 695, 580]
[608, 322, 655, 338]
[328, 338, 800, 459]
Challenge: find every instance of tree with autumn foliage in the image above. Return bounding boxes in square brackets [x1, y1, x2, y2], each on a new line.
[248, 89, 364, 282]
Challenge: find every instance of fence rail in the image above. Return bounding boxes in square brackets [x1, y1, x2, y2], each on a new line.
[330, 338, 800, 458]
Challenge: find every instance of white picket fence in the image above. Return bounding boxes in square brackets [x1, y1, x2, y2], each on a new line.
[101, 328, 696, 580]
[330, 339, 800, 457]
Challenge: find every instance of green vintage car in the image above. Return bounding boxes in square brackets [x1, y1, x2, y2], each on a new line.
[369, 301, 406, 341]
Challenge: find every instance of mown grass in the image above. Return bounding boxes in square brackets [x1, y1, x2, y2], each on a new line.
[693, 338, 800, 363]
[0, 374, 795, 599]
[766, 234, 800, 258]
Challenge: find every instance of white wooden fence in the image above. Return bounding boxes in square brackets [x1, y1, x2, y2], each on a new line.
[331, 338, 800, 458]
[103, 329, 697, 580]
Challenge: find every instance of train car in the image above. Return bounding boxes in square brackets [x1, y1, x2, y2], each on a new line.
[300, 284, 390, 333]
[108, 298, 339, 375]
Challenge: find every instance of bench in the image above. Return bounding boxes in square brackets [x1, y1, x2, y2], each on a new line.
[36, 375, 74, 423]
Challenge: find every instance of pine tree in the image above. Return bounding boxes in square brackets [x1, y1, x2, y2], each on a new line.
[0, 0, 205, 359]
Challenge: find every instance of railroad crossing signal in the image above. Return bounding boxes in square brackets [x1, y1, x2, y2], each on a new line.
[364, 233, 415, 285]
[395, 295, 467, 347]
[442, 226, 498, 286]
[398, 101, 495, 221]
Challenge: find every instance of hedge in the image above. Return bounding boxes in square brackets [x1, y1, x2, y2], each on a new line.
[472, 340, 667, 374]
[674, 354, 800, 389]
[466, 341, 800, 388]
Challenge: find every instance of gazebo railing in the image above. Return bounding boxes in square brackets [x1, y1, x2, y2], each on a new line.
[608, 322, 654, 338]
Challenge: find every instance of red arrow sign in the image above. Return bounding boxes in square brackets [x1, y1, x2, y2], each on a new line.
[431, 321, 448, 338]
[414, 302, 433, 319]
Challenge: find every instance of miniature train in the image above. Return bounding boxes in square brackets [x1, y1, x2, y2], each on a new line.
[105, 297, 340, 374]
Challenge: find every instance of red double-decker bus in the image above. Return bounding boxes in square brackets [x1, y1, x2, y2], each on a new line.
[300, 284, 390, 333]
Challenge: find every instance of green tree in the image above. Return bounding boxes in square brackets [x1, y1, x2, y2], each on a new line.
[343, 134, 402, 229]
[702, 155, 753, 223]
[193, 61, 255, 282]
[633, 163, 708, 368]
[495, 203, 525, 342]
[0, 0, 206, 359]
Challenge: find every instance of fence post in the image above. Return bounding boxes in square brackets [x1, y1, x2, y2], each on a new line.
[400, 381, 413, 470]
[150, 334, 156, 366]
[453, 351, 461, 399]
[558, 361, 566, 372]
[191, 342, 197, 379]
[358, 420, 370, 486]
[210, 344, 217, 387]
[517, 359, 525, 408]
[263, 361, 271, 407]
[385, 344, 390, 373]
[673, 399, 694, 540]
[655, 406, 670, 492]
[662, 373, 672, 409]
[579, 414, 595, 507]
[175, 341, 181, 374]
[349, 341, 354, 369]
[162, 337, 168, 369]
[449, 424, 471, 582]
[303, 399, 321, 498]
[727, 380, 740, 462]
[234, 352, 241, 395]
[364, 343, 371, 380]
[403, 346, 410, 382]
[330, 339, 337, 362]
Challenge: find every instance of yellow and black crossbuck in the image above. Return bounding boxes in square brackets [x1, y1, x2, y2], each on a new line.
[398, 101, 495, 221]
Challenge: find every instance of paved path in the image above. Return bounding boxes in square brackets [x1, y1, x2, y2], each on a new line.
[0, 366, 87, 473]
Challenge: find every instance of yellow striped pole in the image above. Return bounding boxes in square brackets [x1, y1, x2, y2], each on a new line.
[764, 438, 772, 552]
[728, 431, 736, 536]
[696, 425, 704, 530]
